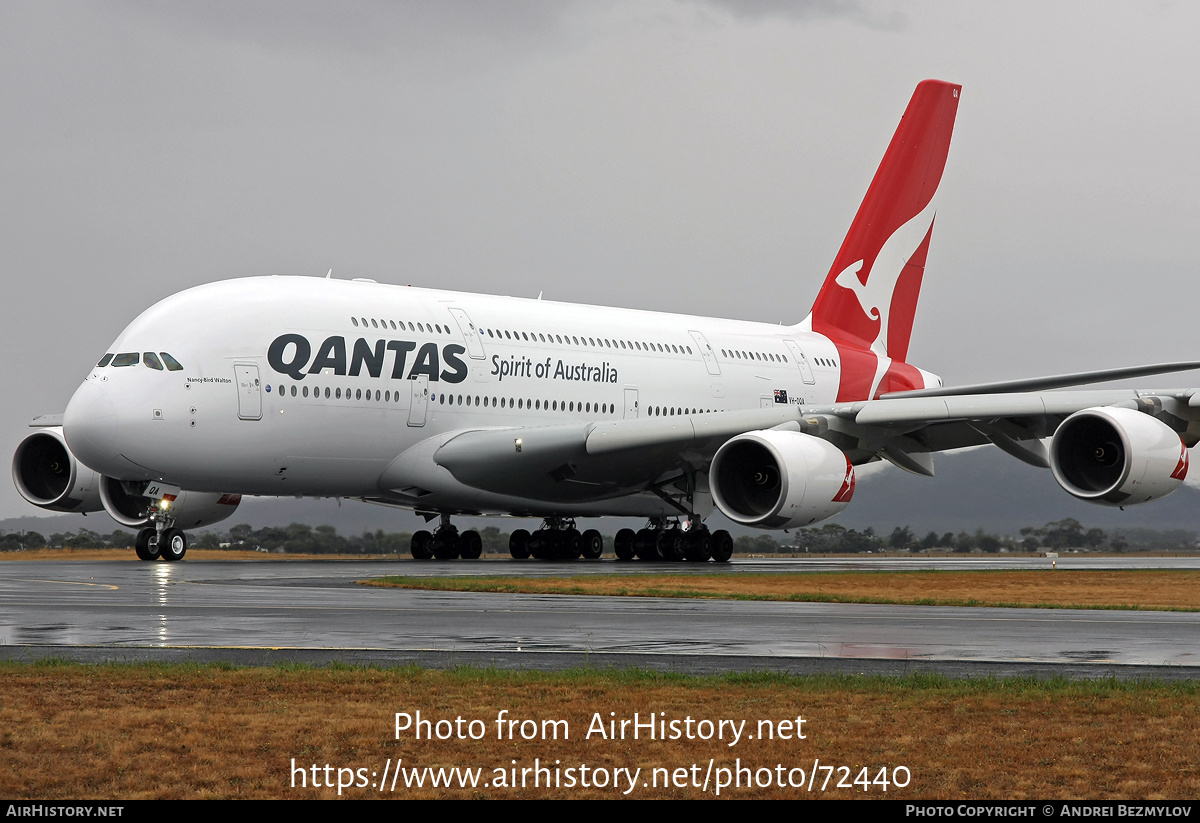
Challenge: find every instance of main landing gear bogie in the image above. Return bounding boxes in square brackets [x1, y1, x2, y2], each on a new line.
[409, 515, 483, 560]
[615, 521, 731, 564]
[508, 519, 604, 561]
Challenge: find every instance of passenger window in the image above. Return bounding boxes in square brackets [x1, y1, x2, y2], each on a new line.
[143, 352, 163, 370]
[97, 353, 114, 367]
[160, 353, 183, 371]
[112, 353, 139, 367]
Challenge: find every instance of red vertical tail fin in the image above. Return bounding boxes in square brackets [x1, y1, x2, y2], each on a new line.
[808, 80, 960, 401]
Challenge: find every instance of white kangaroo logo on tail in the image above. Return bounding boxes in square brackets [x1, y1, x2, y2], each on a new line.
[833, 195, 938, 398]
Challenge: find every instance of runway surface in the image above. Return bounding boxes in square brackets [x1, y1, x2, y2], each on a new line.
[1, 556, 1198, 678]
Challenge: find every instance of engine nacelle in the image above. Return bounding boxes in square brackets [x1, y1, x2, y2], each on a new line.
[1050, 406, 1189, 506]
[99, 477, 242, 529]
[710, 430, 855, 530]
[12, 427, 102, 514]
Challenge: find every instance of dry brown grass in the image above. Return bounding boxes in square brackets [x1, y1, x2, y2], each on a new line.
[0, 664, 1196, 800]
[368, 570, 1200, 611]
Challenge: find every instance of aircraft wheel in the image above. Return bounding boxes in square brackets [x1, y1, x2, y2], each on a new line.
[564, 528, 582, 560]
[528, 532, 546, 560]
[509, 529, 530, 559]
[135, 528, 159, 561]
[634, 528, 658, 560]
[410, 530, 433, 560]
[710, 529, 733, 563]
[159, 528, 187, 562]
[459, 530, 482, 559]
[580, 529, 603, 559]
[432, 530, 460, 560]
[658, 529, 685, 561]
[614, 528, 635, 561]
[685, 530, 712, 562]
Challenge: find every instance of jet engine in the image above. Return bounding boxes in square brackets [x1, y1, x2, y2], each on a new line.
[12, 427, 102, 514]
[1050, 406, 1189, 506]
[710, 430, 855, 529]
[99, 477, 241, 529]
[13, 426, 241, 529]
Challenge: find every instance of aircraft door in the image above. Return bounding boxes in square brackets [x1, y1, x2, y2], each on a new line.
[234, 363, 262, 420]
[447, 307, 486, 360]
[407, 374, 429, 427]
[689, 330, 721, 376]
[783, 340, 817, 384]
[623, 387, 639, 419]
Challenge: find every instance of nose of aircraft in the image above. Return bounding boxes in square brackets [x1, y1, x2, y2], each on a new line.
[63, 378, 121, 474]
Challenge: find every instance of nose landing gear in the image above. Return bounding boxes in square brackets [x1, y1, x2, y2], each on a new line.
[134, 502, 188, 562]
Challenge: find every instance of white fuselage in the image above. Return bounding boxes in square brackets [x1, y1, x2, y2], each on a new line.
[63, 276, 851, 517]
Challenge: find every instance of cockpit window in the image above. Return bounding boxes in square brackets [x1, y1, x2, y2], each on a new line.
[143, 352, 163, 370]
[97, 354, 114, 367]
[111, 353, 139, 367]
[160, 352, 183, 371]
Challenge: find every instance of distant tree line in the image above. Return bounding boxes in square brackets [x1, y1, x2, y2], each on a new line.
[2, 517, 1197, 554]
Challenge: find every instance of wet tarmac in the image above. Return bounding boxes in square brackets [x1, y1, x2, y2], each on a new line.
[1, 556, 1197, 678]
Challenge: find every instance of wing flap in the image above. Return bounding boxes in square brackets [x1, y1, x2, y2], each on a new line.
[852, 390, 1144, 426]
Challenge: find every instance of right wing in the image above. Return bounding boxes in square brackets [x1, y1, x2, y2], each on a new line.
[391, 366, 1200, 527]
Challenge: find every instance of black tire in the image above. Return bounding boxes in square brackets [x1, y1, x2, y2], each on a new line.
[509, 529, 531, 560]
[432, 529, 460, 560]
[135, 528, 158, 561]
[634, 528, 659, 560]
[710, 529, 733, 563]
[159, 528, 187, 562]
[614, 528, 635, 561]
[411, 530, 433, 560]
[581, 529, 603, 559]
[685, 530, 712, 562]
[528, 531, 546, 560]
[564, 529, 582, 560]
[459, 530, 482, 559]
[658, 528, 685, 561]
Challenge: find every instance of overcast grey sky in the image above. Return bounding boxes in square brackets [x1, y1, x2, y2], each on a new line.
[3, 1, 1199, 519]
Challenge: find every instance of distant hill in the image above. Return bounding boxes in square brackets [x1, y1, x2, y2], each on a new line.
[834, 447, 1200, 535]
[4, 446, 1197, 540]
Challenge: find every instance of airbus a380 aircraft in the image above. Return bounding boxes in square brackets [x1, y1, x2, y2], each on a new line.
[13, 80, 1200, 563]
